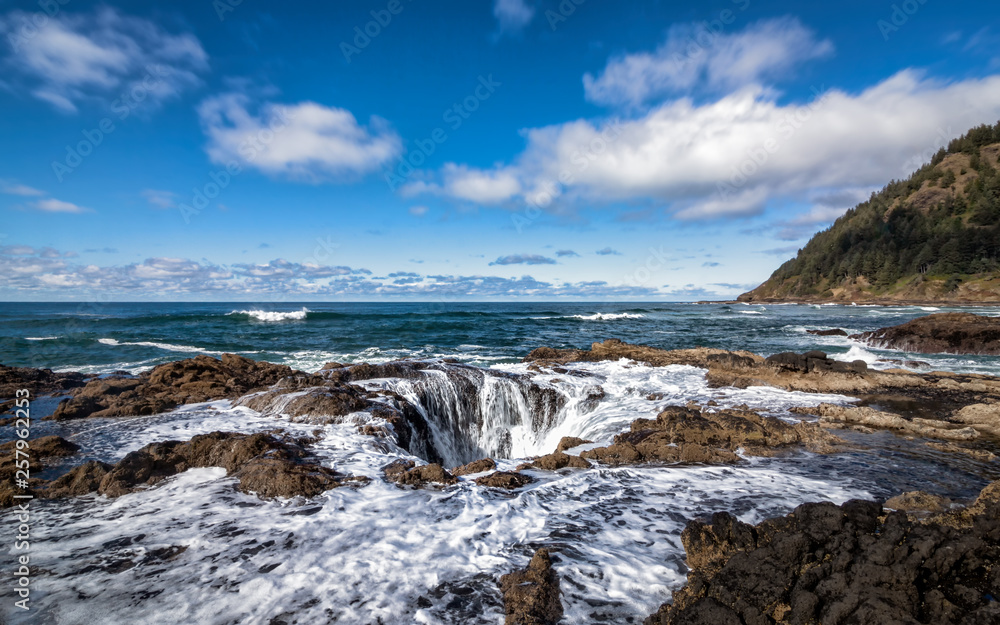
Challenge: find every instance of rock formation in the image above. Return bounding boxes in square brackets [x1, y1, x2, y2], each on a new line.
[851, 312, 1000, 355]
[499, 548, 563, 625]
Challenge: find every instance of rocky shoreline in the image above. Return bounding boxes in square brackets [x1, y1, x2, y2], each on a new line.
[2, 320, 999, 623]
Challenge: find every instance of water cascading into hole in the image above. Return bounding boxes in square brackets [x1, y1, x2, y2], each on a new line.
[385, 366, 571, 467]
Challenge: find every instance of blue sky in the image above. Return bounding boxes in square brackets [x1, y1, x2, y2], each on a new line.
[1, 0, 999, 301]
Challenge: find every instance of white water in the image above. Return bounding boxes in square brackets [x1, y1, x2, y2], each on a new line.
[228, 307, 310, 322]
[3, 360, 931, 624]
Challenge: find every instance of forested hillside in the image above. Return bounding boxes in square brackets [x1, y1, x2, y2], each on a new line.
[740, 122, 1000, 302]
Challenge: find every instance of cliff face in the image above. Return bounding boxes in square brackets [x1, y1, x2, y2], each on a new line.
[740, 123, 1000, 303]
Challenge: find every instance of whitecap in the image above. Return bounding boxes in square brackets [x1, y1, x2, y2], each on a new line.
[228, 307, 310, 322]
[25, 336, 59, 341]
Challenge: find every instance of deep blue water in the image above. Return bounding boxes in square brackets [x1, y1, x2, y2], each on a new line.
[2, 301, 999, 375]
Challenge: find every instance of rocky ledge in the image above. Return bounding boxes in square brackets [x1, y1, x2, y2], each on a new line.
[851, 312, 1000, 355]
[45, 431, 367, 500]
[499, 548, 563, 625]
[643, 479, 1000, 625]
[578, 404, 841, 466]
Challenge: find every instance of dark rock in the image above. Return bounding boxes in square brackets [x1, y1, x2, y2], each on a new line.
[0, 364, 90, 402]
[851, 312, 1000, 355]
[499, 548, 562, 625]
[451, 458, 496, 476]
[643, 480, 1000, 625]
[45, 431, 363, 500]
[382, 459, 457, 488]
[580, 405, 841, 467]
[765, 350, 868, 375]
[807, 328, 849, 336]
[0, 435, 80, 507]
[474, 471, 534, 490]
[52, 354, 297, 420]
[517, 452, 590, 471]
[555, 436, 591, 453]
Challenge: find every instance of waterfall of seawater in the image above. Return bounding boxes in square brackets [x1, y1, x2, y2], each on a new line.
[380, 367, 578, 467]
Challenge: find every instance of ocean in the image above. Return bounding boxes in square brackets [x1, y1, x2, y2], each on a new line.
[3, 301, 1000, 624]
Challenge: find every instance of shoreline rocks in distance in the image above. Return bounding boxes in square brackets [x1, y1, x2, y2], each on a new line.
[851, 312, 1000, 355]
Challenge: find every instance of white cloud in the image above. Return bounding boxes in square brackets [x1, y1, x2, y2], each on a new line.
[141, 189, 177, 209]
[1, 181, 44, 196]
[404, 163, 521, 204]
[583, 17, 833, 109]
[493, 0, 534, 34]
[0, 247, 665, 299]
[408, 205, 429, 216]
[0, 7, 208, 113]
[408, 70, 1000, 221]
[33, 198, 88, 213]
[199, 92, 402, 181]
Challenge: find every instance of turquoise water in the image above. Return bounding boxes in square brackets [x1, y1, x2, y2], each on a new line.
[2, 301, 999, 375]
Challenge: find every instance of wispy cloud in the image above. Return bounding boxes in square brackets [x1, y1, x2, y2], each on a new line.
[595, 247, 621, 256]
[583, 17, 833, 109]
[555, 249, 579, 257]
[0, 7, 207, 113]
[489, 254, 556, 266]
[33, 198, 88, 213]
[1, 181, 44, 196]
[493, 0, 534, 34]
[142, 189, 177, 209]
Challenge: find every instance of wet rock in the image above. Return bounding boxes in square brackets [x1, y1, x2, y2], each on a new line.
[499, 548, 562, 625]
[794, 402, 981, 441]
[0, 364, 90, 402]
[524, 340, 761, 370]
[52, 354, 297, 420]
[555, 436, 591, 453]
[0, 435, 81, 507]
[806, 328, 848, 336]
[474, 471, 534, 490]
[382, 459, 457, 488]
[951, 403, 1000, 437]
[236, 379, 370, 423]
[851, 312, 1000, 355]
[884, 490, 952, 515]
[580, 405, 841, 467]
[645, 481, 1000, 625]
[765, 350, 868, 375]
[45, 431, 362, 500]
[451, 458, 496, 476]
[926, 441, 997, 462]
[517, 452, 590, 471]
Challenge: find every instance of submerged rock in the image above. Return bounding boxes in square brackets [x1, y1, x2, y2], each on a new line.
[644, 480, 1000, 625]
[0, 435, 80, 507]
[0, 364, 90, 409]
[382, 459, 458, 488]
[806, 328, 848, 336]
[851, 312, 1000, 355]
[579, 405, 841, 467]
[554, 436, 591, 452]
[45, 431, 363, 500]
[474, 471, 534, 490]
[450, 458, 496, 476]
[517, 452, 590, 471]
[499, 548, 562, 625]
[51, 354, 297, 420]
[794, 402, 982, 441]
